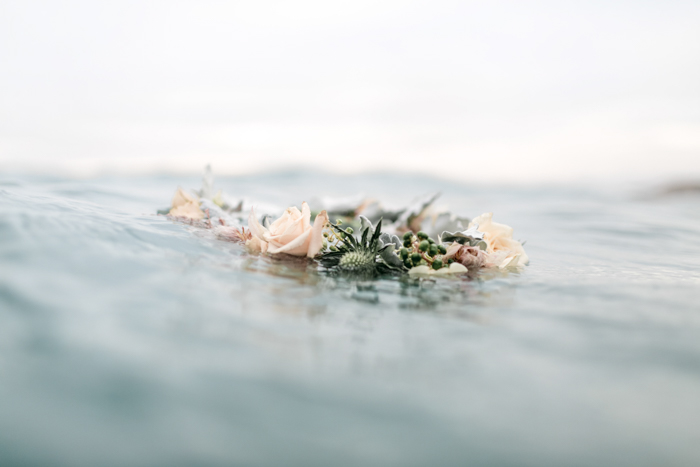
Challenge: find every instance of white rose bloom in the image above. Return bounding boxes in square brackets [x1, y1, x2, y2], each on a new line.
[469, 213, 529, 269]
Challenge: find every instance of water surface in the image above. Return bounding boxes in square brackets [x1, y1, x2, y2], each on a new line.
[1, 173, 699, 466]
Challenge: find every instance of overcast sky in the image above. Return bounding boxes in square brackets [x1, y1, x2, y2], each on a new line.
[1, 0, 699, 183]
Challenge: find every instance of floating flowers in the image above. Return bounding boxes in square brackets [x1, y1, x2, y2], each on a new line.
[160, 167, 529, 280]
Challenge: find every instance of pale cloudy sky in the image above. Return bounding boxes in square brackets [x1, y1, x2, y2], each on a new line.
[1, 0, 699, 183]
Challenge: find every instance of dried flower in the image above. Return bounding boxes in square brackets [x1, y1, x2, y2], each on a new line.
[169, 188, 204, 219]
[214, 226, 252, 243]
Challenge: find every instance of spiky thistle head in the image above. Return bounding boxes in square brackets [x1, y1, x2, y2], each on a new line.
[338, 250, 375, 273]
[319, 218, 403, 276]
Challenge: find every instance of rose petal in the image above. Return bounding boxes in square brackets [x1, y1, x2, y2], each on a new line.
[268, 209, 293, 233]
[301, 202, 312, 231]
[266, 228, 311, 256]
[307, 210, 328, 257]
[247, 208, 268, 240]
[278, 215, 306, 244]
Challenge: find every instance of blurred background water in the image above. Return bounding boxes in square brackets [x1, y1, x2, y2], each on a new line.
[1, 172, 698, 466]
[1, 1, 699, 182]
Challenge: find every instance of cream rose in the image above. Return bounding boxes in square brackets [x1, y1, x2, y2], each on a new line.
[169, 188, 204, 219]
[247, 202, 329, 257]
[469, 212, 529, 268]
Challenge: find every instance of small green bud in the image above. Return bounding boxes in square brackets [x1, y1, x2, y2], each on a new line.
[432, 260, 443, 270]
[418, 240, 429, 252]
[336, 219, 343, 225]
[410, 252, 422, 264]
[345, 227, 354, 234]
[447, 258, 454, 264]
[323, 231, 328, 238]
[402, 231, 413, 241]
[330, 245, 338, 251]
[417, 231, 428, 240]
[400, 247, 409, 259]
[428, 238, 435, 244]
[404, 259, 413, 268]
[403, 239, 412, 248]
[429, 244, 438, 256]
[438, 245, 447, 254]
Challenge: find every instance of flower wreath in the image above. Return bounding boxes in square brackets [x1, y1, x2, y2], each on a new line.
[162, 167, 528, 278]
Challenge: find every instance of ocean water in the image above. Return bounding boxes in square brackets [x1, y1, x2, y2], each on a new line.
[1, 172, 699, 467]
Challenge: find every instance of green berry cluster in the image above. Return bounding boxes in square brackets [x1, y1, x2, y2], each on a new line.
[398, 231, 452, 270]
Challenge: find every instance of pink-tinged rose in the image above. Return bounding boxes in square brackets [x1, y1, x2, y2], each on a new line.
[169, 188, 204, 219]
[469, 213, 529, 268]
[247, 202, 329, 257]
[443, 242, 487, 270]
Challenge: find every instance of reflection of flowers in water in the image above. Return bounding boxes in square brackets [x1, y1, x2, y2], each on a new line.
[332, 273, 519, 319]
[207, 229, 520, 321]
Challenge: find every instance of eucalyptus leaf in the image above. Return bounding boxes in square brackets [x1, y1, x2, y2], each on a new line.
[379, 232, 401, 249]
[378, 243, 405, 268]
[440, 225, 488, 250]
[359, 215, 374, 233]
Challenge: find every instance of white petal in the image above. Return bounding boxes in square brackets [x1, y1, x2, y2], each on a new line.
[307, 210, 328, 257]
[247, 208, 268, 240]
[300, 202, 312, 231]
[447, 262, 468, 273]
[408, 265, 431, 276]
[266, 228, 311, 256]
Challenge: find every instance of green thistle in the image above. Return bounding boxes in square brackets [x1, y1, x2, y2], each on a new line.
[338, 250, 375, 273]
[319, 218, 404, 276]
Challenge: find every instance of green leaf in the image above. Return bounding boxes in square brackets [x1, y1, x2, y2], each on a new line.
[360, 224, 370, 246]
[369, 218, 383, 250]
